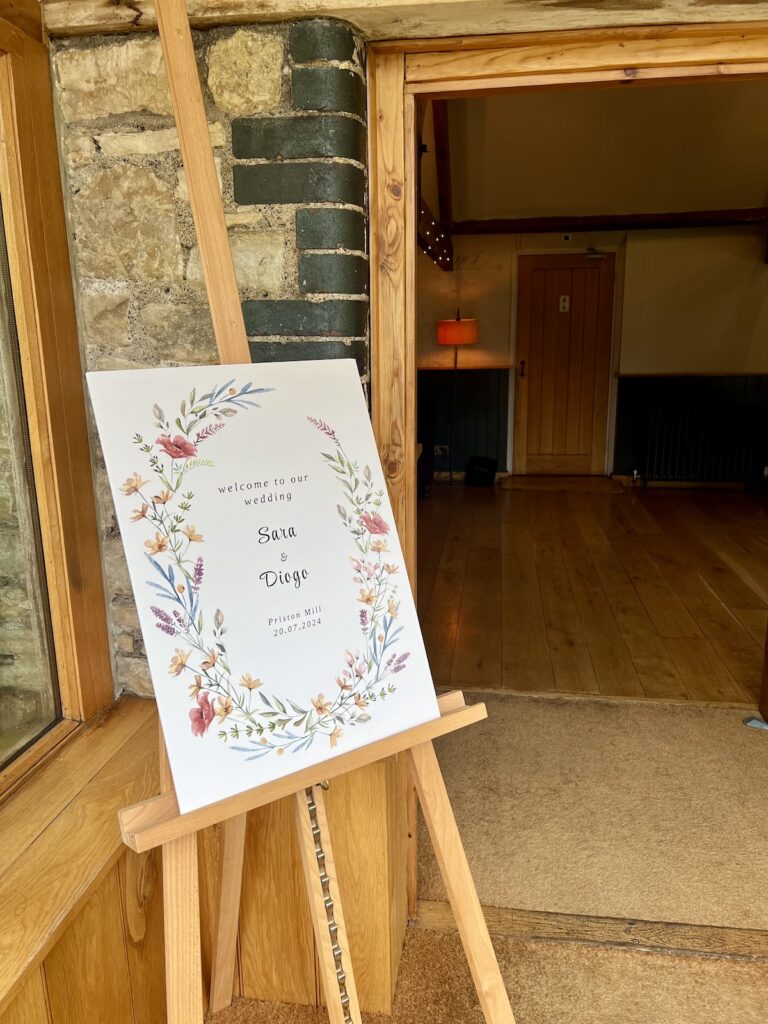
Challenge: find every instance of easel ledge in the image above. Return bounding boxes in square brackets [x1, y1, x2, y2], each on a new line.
[120, 690, 484, 853]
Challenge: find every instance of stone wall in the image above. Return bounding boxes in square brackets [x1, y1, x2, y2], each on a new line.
[51, 20, 368, 697]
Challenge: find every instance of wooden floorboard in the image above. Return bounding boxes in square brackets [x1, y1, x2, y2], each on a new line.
[415, 900, 768, 960]
[418, 482, 766, 703]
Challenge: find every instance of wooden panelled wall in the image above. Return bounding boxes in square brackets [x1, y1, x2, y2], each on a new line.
[1, 770, 409, 1024]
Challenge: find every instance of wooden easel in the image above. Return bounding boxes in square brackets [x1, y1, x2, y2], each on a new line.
[117, 3, 516, 1022]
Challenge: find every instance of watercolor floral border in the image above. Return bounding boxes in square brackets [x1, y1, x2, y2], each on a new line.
[119, 379, 410, 761]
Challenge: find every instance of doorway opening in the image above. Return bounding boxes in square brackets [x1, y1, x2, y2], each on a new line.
[414, 75, 768, 705]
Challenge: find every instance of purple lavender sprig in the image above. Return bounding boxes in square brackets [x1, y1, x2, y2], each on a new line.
[192, 556, 204, 591]
[307, 416, 338, 441]
[151, 605, 176, 637]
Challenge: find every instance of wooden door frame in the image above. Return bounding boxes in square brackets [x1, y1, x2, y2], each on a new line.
[511, 251, 616, 476]
[368, 21, 768, 572]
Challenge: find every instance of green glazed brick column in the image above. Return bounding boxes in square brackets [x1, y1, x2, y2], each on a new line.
[232, 19, 369, 376]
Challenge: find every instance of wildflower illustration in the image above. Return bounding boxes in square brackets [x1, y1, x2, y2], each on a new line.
[121, 383, 410, 760]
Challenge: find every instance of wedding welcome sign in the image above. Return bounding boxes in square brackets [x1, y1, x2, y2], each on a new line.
[88, 359, 439, 814]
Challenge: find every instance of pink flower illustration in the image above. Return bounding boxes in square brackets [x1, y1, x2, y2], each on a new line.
[360, 512, 389, 535]
[190, 692, 215, 737]
[156, 434, 197, 459]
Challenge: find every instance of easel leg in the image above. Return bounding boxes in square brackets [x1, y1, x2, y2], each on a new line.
[162, 833, 204, 1024]
[209, 813, 248, 1013]
[293, 785, 362, 1024]
[407, 740, 516, 1024]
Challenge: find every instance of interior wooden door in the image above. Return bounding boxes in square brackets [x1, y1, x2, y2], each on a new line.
[513, 252, 615, 475]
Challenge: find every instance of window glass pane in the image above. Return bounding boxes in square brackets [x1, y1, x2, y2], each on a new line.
[0, 204, 60, 768]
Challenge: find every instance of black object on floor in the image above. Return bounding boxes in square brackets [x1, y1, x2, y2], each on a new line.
[465, 455, 497, 486]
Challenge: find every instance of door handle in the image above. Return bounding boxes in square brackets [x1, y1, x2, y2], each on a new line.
[519, 359, 526, 378]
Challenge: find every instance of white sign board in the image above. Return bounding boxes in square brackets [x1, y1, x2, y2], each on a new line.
[88, 360, 439, 813]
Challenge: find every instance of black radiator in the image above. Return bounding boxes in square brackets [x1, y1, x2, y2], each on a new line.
[614, 375, 768, 484]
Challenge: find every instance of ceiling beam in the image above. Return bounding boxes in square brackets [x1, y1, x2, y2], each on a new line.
[452, 208, 768, 235]
[41, 1, 768, 40]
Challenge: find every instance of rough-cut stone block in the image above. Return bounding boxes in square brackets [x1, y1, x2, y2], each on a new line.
[207, 31, 284, 116]
[140, 304, 218, 363]
[289, 20, 357, 64]
[79, 292, 130, 349]
[54, 38, 172, 122]
[64, 133, 96, 169]
[94, 122, 226, 158]
[232, 114, 365, 162]
[115, 654, 153, 697]
[102, 537, 133, 597]
[234, 162, 364, 207]
[73, 165, 183, 282]
[299, 253, 368, 295]
[110, 599, 141, 634]
[186, 230, 288, 295]
[249, 338, 367, 376]
[292, 67, 365, 118]
[296, 208, 365, 252]
[242, 298, 367, 337]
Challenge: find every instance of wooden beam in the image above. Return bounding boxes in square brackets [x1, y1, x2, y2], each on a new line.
[415, 899, 768, 960]
[39, 2, 768, 40]
[0, 0, 41, 41]
[453, 208, 768, 235]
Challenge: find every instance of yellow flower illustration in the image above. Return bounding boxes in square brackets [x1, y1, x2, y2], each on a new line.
[358, 589, 375, 605]
[241, 674, 262, 690]
[201, 649, 218, 671]
[330, 726, 343, 749]
[312, 694, 332, 715]
[336, 675, 353, 691]
[169, 649, 190, 676]
[121, 473, 148, 496]
[183, 524, 204, 542]
[354, 693, 368, 710]
[153, 490, 173, 505]
[145, 532, 169, 555]
[130, 503, 149, 522]
[188, 674, 203, 698]
[388, 600, 399, 618]
[370, 539, 388, 553]
[215, 696, 233, 720]
[383, 564, 399, 575]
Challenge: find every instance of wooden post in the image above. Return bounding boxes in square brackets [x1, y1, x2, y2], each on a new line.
[209, 814, 248, 1013]
[155, 0, 249, 364]
[162, 833, 204, 1024]
[407, 740, 516, 1024]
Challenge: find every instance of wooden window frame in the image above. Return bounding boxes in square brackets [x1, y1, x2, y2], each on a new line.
[368, 21, 768, 573]
[0, 10, 113, 796]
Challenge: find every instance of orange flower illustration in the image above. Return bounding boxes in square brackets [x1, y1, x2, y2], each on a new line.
[188, 674, 203, 698]
[358, 589, 375, 605]
[240, 674, 262, 690]
[201, 649, 218, 671]
[169, 649, 190, 676]
[312, 694, 332, 715]
[145, 532, 169, 555]
[370, 539, 388, 553]
[388, 600, 399, 618]
[383, 564, 399, 575]
[183, 524, 204, 542]
[121, 473, 148, 496]
[354, 693, 368, 710]
[330, 726, 343, 749]
[153, 489, 173, 505]
[130, 503, 149, 522]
